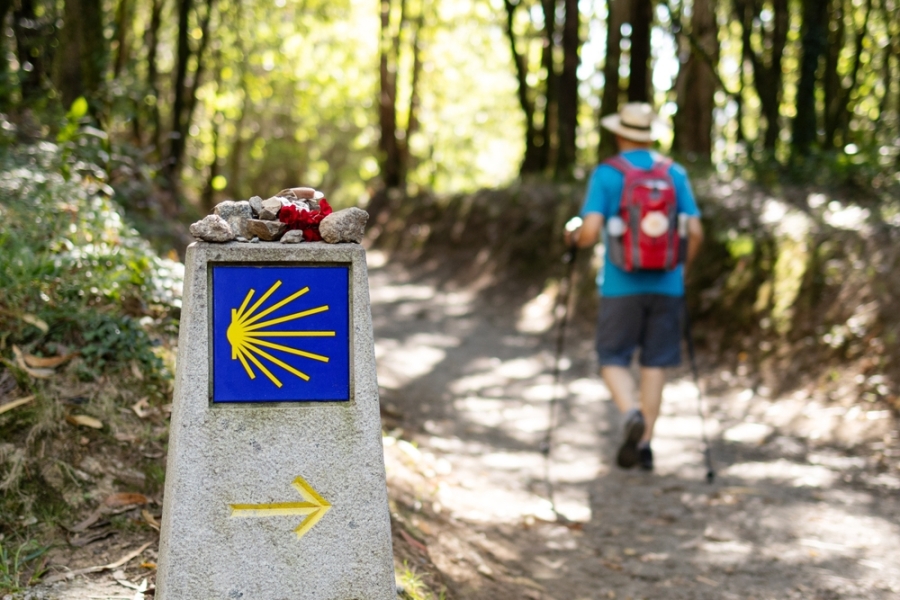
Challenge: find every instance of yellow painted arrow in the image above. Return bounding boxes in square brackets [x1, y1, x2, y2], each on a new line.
[229, 476, 332, 539]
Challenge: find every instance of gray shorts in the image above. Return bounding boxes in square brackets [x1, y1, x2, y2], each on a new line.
[595, 295, 684, 368]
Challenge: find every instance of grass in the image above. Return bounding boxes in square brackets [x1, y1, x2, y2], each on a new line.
[396, 561, 447, 600]
[0, 537, 49, 594]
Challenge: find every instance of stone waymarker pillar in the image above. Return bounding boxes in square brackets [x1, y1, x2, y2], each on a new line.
[157, 242, 395, 600]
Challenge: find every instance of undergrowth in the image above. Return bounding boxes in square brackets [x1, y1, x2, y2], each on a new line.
[0, 537, 49, 594]
[0, 120, 183, 540]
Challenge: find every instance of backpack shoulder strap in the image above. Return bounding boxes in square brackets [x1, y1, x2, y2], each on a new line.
[603, 155, 636, 174]
[648, 154, 674, 175]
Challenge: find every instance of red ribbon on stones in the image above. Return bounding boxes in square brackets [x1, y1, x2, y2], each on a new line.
[278, 198, 333, 241]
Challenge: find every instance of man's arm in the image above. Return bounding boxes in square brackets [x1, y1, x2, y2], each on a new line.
[684, 216, 704, 272]
[565, 213, 604, 249]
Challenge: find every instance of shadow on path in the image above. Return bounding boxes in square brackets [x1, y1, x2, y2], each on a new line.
[370, 252, 900, 600]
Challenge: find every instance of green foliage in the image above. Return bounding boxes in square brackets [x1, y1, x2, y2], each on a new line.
[0, 538, 49, 594]
[0, 133, 181, 542]
[78, 313, 164, 376]
[0, 139, 182, 380]
[785, 145, 900, 206]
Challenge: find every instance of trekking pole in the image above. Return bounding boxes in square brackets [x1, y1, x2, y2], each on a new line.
[683, 307, 716, 484]
[540, 217, 581, 520]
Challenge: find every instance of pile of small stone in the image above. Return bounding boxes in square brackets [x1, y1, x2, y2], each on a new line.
[189, 187, 368, 244]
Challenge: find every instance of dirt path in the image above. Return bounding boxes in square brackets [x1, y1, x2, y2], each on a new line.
[370, 251, 900, 600]
[13, 250, 900, 600]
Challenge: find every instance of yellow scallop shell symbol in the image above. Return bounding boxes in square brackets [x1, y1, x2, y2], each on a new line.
[226, 280, 335, 388]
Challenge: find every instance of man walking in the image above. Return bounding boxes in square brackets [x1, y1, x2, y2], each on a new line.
[566, 102, 704, 471]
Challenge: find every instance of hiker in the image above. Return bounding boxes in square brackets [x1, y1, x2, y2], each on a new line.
[564, 102, 704, 471]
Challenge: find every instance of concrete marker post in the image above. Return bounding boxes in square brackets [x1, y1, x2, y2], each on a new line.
[157, 241, 395, 600]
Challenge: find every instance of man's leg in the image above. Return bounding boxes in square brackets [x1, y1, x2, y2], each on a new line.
[602, 365, 646, 468]
[634, 295, 683, 471]
[601, 365, 637, 414]
[638, 367, 666, 444]
[595, 297, 646, 469]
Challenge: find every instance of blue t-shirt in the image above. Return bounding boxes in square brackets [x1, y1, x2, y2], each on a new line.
[580, 150, 700, 297]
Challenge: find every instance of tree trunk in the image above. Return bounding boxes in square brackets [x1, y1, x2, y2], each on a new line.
[503, 0, 541, 174]
[165, 0, 193, 204]
[13, 0, 47, 104]
[735, 0, 788, 153]
[146, 0, 165, 157]
[599, 0, 628, 159]
[672, 0, 718, 162]
[628, 0, 653, 102]
[0, 0, 13, 110]
[822, 0, 844, 149]
[835, 0, 872, 146]
[113, 0, 133, 78]
[538, 0, 558, 172]
[202, 114, 220, 213]
[55, 0, 83, 108]
[762, 0, 789, 151]
[398, 6, 425, 186]
[184, 0, 217, 139]
[53, 0, 105, 115]
[736, 44, 746, 144]
[555, 0, 580, 179]
[378, 0, 402, 189]
[79, 0, 106, 115]
[876, 0, 897, 130]
[227, 75, 250, 199]
[792, 0, 829, 157]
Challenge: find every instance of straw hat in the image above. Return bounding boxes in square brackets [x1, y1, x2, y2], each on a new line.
[600, 102, 670, 142]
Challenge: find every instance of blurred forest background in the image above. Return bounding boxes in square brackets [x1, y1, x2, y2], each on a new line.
[1, 0, 898, 205]
[1, 0, 899, 594]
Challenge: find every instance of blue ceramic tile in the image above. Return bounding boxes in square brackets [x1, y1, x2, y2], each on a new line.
[211, 265, 350, 402]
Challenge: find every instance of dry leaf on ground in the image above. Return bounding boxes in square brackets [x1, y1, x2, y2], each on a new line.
[0, 395, 34, 415]
[42, 542, 153, 584]
[10, 346, 55, 378]
[0, 309, 49, 333]
[68, 528, 117, 548]
[104, 492, 149, 507]
[23, 351, 78, 368]
[141, 509, 160, 531]
[399, 528, 428, 553]
[131, 398, 152, 418]
[66, 414, 104, 429]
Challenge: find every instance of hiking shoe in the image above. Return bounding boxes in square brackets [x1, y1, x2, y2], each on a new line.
[616, 410, 645, 469]
[638, 444, 654, 471]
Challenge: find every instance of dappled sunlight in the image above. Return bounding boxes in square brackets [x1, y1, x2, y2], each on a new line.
[520, 382, 559, 402]
[375, 337, 449, 389]
[683, 485, 900, 593]
[723, 459, 839, 487]
[722, 422, 774, 444]
[365, 249, 389, 268]
[369, 254, 900, 597]
[654, 413, 720, 440]
[567, 377, 610, 402]
[371, 265, 608, 526]
[437, 482, 557, 523]
[495, 356, 548, 380]
[368, 282, 436, 303]
[516, 288, 556, 334]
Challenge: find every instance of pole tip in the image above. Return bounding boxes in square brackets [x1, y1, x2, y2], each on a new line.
[706, 470, 715, 484]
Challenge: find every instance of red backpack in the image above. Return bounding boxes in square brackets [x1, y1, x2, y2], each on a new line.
[603, 155, 683, 271]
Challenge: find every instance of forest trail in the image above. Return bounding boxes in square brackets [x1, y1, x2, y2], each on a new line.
[370, 250, 900, 600]
[14, 249, 900, 600]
